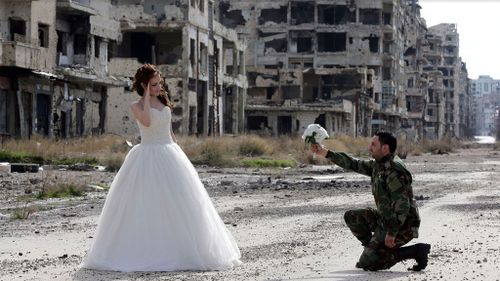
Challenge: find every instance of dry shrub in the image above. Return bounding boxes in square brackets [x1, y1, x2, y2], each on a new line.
[1, 134, 124, 161]
[237, 135, 273, 156]
[421, 138, 460, 154]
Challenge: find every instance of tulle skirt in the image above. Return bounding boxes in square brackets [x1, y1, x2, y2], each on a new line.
[81, 143, 241, 272]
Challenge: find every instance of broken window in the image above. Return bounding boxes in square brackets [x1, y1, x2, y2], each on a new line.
[200, 43, 207, 73]
[382, 67, 391, 80]
[266, 87, 275, 100]
[38, 23, 49, 48]
[258, 6, 287, 25]
[74, 34, 87, 55]
[190, 38, 196, 70]
[9, 18, 26, 42]
[263, 33, 287, 53]
[427, 108, 433, 116]
[129, 33, 155, 63]
[291, 2, 314, 25]
[219, 2, 245, 28]
[94, 36, 101, 58]
[408, 78, 415, 88]
[277, 116, 292, 135]
[445, 58, 455, 65]
[224, 47, 234, 74]
[363, 35, 379, 53]
[247, 116, 268, 131]
[157, 30, 182, 65]
[198, 0, 204, 12]
[57, 30, 68, 55]
[359, 9, 380, 25]
[297, 37, 312, 53]
[383, 12, 391, 25]
[318, 33, 346, 52]
[238, 50, 244, 74]
[318, 5, 355, 25]
[282, 86, 300, 100]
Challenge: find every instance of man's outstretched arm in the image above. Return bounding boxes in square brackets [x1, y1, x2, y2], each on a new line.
[311, 144, 374, 176]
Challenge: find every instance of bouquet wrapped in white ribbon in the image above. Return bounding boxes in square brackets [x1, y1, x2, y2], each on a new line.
[302, 124, 329, 145]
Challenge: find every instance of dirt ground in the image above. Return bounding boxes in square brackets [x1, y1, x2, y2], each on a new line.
[1, 147, 500, 281]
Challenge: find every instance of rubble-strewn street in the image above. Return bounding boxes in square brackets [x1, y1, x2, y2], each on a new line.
[1, 147, 500, 281]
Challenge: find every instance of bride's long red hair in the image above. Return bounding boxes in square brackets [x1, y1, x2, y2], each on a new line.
[132, 64, 173, 108]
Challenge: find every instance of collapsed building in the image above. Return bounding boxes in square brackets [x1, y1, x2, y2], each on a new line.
[0, 0, 247, 139]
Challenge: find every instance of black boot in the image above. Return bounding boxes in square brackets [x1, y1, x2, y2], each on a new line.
[397, 243, 431, 271]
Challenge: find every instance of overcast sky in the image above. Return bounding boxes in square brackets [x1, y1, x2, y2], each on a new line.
[419, 0, 500, 80]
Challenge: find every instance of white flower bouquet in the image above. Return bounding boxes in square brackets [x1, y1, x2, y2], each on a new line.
[302, 124, 329, 145]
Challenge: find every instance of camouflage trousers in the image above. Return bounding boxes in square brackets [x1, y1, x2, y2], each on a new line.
[344, 208, 414, 271]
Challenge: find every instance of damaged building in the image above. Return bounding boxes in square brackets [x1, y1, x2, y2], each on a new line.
[107, 0, 247, 136]
[423, 23, 471, 139]
[0, 0, 247, 139]
[0, 0, 125, 139]
[217, 0, 427, 137]
[217, 0, 472, 140]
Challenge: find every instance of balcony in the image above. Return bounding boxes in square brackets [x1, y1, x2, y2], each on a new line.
[1, 41, 42, 70]
[57, 0, 96, 15]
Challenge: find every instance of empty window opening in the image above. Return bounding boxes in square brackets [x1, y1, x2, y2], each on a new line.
[94, 36, 101, 58]
[291, 2, 314, 25]
[318, 33, 346, 52]
[219, 2, 246, 28]
[266, 87, 275, 100]
[264, 34, 287, 54]
[200, 43, 208, 72]
[56, 30, 68, 55]
[74, 34, 87, 55]
[277, 116, 292, 135]
[198, 0, 204, 13]
[157, 30, 182, 65]
[38, 23, 49, 48]
[363, 35, 379, 53]
[9, 18, 26, 41]
[318, 5, 355, 25]
[283, 86, 300, 100]
[297, 37, 312, 53]
[129, 33, 155, 63]
[314, 114, 326, 129]
[359, 9, 380, 25]
[247, 116, 268, 130]
[258, 6, 287, 25]
[190, 38, 196, 70]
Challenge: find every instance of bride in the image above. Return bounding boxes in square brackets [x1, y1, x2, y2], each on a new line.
[81, 64, 241, 272]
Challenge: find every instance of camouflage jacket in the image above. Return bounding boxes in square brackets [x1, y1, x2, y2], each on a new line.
[326, 151, 420, 237]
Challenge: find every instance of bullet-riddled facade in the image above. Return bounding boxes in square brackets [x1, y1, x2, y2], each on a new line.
[106, 0, 247, 136]
[0, 0, 126, 139]
[216, 0, 425, 137]
[0, 0, 247, 139]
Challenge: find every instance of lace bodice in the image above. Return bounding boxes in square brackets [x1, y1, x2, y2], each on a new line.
[137, 107, 174, 145]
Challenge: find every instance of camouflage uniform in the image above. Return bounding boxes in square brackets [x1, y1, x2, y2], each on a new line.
[326, 151, 420, 271]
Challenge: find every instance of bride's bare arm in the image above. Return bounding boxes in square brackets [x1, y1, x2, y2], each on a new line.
[131, 83, 152, 127]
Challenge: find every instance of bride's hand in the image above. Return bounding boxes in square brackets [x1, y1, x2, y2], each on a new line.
[143, 82, 151, 101]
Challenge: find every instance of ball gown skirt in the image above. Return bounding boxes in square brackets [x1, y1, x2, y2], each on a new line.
[81, 107, 241, 272]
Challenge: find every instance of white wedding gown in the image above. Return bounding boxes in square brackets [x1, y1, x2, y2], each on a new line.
[81, 106, 241, 272]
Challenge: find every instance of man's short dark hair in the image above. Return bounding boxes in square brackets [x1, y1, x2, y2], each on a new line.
[375, 131, 397, 153]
